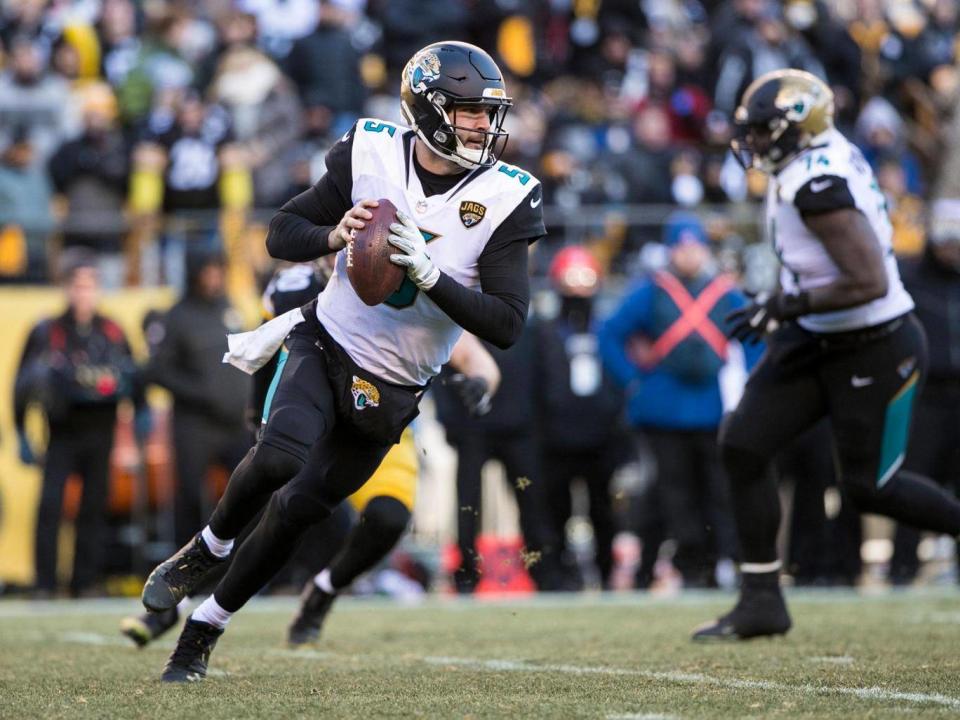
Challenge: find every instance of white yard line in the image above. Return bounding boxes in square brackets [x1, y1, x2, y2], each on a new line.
[606, 714, 678, 720]
[422, 656, 960, 710]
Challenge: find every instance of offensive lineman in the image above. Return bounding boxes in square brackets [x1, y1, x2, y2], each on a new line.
[139, 41, 545, 681]
[693, 69, 960, 640]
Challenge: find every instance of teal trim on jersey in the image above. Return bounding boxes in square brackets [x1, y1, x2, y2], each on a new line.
[261, 347, 290, 424]
[877, 370, 919, 488]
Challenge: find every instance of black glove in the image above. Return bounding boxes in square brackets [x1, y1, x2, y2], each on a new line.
[446, 374, 492, 417]
[725, 291, 810, 344]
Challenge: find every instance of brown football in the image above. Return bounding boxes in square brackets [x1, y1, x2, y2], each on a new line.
[346, 198, 407, 306]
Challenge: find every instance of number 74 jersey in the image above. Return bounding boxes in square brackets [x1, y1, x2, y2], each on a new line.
[765, 127, 913, 333]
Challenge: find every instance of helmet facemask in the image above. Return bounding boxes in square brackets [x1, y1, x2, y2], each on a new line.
[731, 115, 803, 173]
[402, 89, 511, 169]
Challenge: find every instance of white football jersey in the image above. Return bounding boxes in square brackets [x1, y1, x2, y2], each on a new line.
[316, 118, 540, 385]
[765, 128, 913, 332]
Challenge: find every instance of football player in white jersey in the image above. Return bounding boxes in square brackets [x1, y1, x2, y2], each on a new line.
[139, 41, 546, 681]
[693, 69, 960, 640]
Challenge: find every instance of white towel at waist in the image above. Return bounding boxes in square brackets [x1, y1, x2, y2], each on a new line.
[222, 307, 306, 374]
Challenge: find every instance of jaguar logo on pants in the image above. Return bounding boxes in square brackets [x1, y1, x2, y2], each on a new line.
[351, 376, 381, 410]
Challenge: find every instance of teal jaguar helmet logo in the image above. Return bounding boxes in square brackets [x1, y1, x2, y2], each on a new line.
[409, 50, 441, 94]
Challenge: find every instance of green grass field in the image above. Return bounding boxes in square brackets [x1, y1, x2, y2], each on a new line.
[1, 590, 959, 719]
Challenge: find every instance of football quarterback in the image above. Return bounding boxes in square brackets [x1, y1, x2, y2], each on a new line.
[140, 41, 544, 682]
[694, 69, 960, 640]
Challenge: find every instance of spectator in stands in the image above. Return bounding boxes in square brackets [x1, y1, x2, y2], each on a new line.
[97, 0, 142, 89]
[877, 154, 925, 258]
[713, 1, 825, 117]
[145, 250, 251, 548]
[284, 4, 365, 131]
[48, 82, 130, 287]
[599, 212, 759, 588]
[0, 35, 75, 164]
[0, 125, 55, 282]
[117, 8, 195, 125]
[855, 97, 925, 196]
[133, 90, 248, 286]
[208, 43, 301, 207]
[890, 199, 960, 585]
[236, 0, 320, 61]
[14, 249, 145, 596]
[535, 247, 627, 590]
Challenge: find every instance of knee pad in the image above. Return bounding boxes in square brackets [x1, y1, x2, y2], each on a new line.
[361, 496, 411, 540]
[251, 443, 305, 492]
[274, 485, 334, 528]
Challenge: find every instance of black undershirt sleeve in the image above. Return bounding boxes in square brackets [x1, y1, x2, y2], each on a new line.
[425, 184, 545, 349]
[265, 126, 356, 261]
[794, 174, 857, 217]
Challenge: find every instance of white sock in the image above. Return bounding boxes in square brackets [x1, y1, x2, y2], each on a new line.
[201, 525, 234, 558]
[176, 598, 191, 615]
[191, 596, 233, 629]
[740, 560, 782, 574]
[313, 568, 336, 595]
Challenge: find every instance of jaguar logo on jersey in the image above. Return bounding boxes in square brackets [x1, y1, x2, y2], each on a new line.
[351, 375, 380, 411]
[459, 201, 487, 228]
[409, 50, 441, 94]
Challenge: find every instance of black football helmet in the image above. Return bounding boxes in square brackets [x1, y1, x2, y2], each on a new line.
[400, 41, 511, 169]
[731, 69, 834, 173]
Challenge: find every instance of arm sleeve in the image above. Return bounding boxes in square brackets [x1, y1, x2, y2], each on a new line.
[794, 175, 857, 216]
[597, 282, 654, 388]
[265, 126, 356, 261]
[13, 323, 46, 433]
[424, 185, 545, 349]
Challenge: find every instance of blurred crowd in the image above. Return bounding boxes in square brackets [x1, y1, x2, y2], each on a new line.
[4, 0, 960, 596]
[1, 0, 959, 284]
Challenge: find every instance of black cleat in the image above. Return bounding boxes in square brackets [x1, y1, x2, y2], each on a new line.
[287, 580, 337, 646]
[692, 588, 792, 641]
[161, 618, 224, 682]
[142, 534, 226, 612]
[121, 606, 180, 648]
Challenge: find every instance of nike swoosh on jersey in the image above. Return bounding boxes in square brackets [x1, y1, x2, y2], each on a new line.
[529, 196, 542, 208]
[810, 179, 833, 193]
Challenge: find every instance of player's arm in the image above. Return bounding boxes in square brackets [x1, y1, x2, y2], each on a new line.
[449, 331, 501, 394]
[727, 175, 887, 343]
[389, 185, 544, 349]
[801, 208, 888, 310]
[266, 127, 373, 261]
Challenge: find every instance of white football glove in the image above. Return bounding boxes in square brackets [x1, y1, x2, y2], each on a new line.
[388, 210, 440, 291]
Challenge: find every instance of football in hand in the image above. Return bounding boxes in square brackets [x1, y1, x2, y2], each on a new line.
[346, 198, 407, 306]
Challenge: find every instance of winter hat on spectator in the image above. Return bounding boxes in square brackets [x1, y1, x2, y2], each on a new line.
[855, 97, 903, 142]
[549, 246, 602, 297]
[662, 211, 707, 247]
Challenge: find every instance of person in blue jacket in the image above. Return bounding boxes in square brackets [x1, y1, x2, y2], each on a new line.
[599, 211, 761, 587]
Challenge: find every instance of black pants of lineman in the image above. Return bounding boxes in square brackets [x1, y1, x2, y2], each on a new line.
[889, 381, 960, 583]
[206, 323, 392, 612]
[720, 314, 960, 565]
[34, 410, 116, 594]
[453, 431, 561, 593]
[645, 429, 737, 588]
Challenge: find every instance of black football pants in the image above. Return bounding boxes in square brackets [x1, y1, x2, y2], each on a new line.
[207, 323, 391, 611]
[720, 315, 960, 565]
